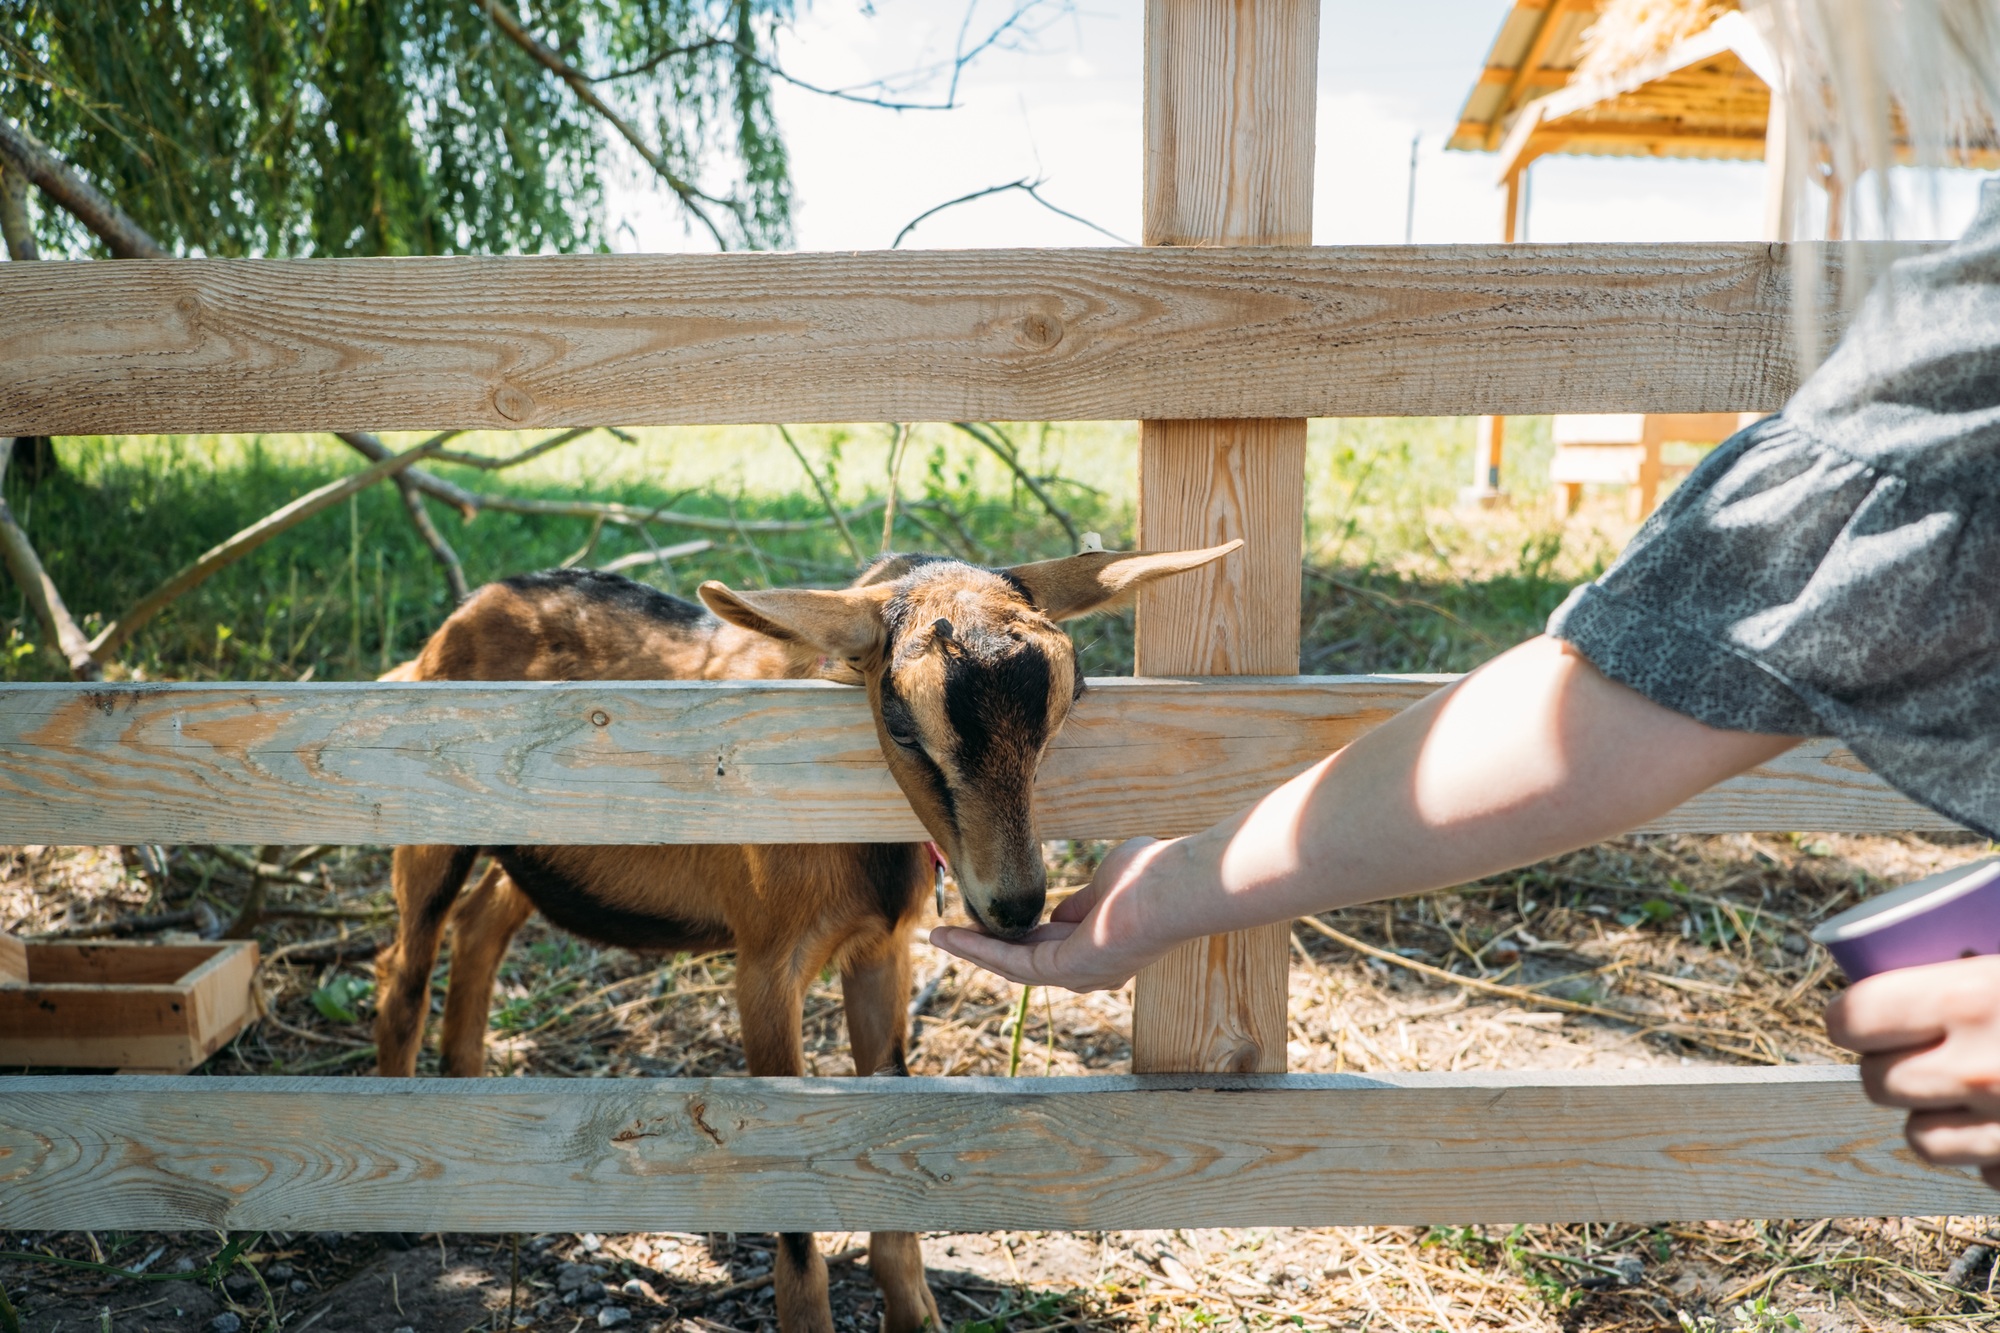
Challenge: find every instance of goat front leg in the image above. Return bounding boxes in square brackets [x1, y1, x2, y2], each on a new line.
[843, 933, 940, 1333]
[375, 845, 478, 1076]
[736, 946, 833, 1333]
[438, 864, 534, 1077]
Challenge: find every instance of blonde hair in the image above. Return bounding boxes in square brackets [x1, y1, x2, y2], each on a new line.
[1747, 0, 2000, 237]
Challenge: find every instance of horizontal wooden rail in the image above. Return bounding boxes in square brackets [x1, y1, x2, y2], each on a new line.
[0, 243, 1889, 435]
[0, 678, 1951, 844]
[0, 1069, 1986, 1231]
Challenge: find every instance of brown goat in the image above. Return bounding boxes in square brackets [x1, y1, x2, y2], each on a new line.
[374, 542, 1237, 1333]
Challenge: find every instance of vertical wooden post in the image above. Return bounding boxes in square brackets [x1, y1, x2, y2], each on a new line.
[1762, 81, 1794, 242]
[1130, 0, 1318, 1076]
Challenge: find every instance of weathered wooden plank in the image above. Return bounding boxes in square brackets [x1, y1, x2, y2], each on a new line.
[1131, 0, 1317, 1079]
[0, 678, 1954, 845]
[0, 244, 1875, 436]
[0, 1069, 1986, 1231]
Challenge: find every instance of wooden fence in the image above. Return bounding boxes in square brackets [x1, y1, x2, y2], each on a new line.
[0, 0, 1987, 1234]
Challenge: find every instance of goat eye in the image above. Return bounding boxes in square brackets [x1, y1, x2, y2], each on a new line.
[887, 726, 921, 750]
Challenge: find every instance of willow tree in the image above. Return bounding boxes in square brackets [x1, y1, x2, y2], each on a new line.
[0, 0, 794, 257]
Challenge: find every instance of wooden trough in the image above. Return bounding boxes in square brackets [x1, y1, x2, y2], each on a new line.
[0, 935, 257, 1074]
[0, 0, 1985, 1236]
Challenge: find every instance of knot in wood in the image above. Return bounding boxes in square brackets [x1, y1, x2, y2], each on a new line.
[1016, 312, 1063, 351]
[589, 710, 610, 728]
[491, 383, 535, 422]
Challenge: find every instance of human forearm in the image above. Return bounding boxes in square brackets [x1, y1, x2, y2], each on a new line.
[1144, 636, 1799, 934]
[933, 635, 1800, 990]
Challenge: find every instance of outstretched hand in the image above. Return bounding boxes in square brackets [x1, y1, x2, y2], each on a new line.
[929, 837, 1181, 992]
[1825, 955, 2000, 1190]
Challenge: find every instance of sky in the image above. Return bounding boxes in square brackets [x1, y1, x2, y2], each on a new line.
[604, 0, 1986, 255]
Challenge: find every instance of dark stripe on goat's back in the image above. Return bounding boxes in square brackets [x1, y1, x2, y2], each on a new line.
[494, 848, 730, 953]
[501, 568, 709, 630]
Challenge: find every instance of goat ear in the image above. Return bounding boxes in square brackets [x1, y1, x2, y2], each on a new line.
[1001, 539, 1244, 621]
[697, 582, 889, 662]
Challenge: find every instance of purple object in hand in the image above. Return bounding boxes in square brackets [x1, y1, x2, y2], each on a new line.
[1810, 857, 2000, 980]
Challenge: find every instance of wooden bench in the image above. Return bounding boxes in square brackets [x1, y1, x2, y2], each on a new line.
[1551, 411, 1763, 520]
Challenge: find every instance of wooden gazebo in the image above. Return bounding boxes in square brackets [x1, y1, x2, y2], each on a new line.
[1451, 0, 2000, 513]
[1451, 1, 1783, 511]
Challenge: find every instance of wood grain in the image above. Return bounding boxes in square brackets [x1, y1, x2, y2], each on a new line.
[0, 244, 1879, 436]
[1131, 0, 1318, 1079]
[0, 678, 1954, 845]
[0, 1068, 1986, 1232]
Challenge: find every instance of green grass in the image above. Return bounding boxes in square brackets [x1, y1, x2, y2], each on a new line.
[0, 416, 1607, 682]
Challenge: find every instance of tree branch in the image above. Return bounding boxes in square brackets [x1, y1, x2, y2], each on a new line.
[777, 424, 864, 568]
[87, 437, 448, 664]
[0, 155, 38, 261]
[395, 475, 469, 604]
[952, 421, 1081, 545]
[0, 113, 166, 259]
[893, 177, 1132, 249]
[0, 450, 98, 679]
[478, 0, 733, 249]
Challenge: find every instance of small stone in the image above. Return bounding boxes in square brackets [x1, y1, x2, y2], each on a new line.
[171, 1255, 198, 1273]
[209, 1316, 242, 1333]
[622, 1278, 661, 1302]
[1612, 1255, 1645, 1285]
[1782, 932, 1810, 954]
[264, 1263, 293, 1282]
[579, 1232, 604, 1252]
[558, 1263, 595, 1293]
[579, 1280, 607, 1302]
[582, 1305, 601, 1319]
[223, 1271, 255, 1296]
[290, 1278, 311, 1294]
[598, 1307, 634, 1328]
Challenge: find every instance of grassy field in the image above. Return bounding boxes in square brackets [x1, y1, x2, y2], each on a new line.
[0, 415, 1587, 682]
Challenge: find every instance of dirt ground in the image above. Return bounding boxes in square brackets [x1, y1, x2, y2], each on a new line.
[3, 831, 1998, 1333]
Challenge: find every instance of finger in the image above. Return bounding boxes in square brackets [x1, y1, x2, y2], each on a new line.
[1825, 966, 1959, 1052]
[924, 928, 1050, 987]
[1905, 1109, 2000, 1167]
[1860, 1046, 1968, 1110]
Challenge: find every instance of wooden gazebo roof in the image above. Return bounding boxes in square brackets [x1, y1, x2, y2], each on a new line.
[1451, 1, 1773, 175]
[1452, 0, 1999, 181]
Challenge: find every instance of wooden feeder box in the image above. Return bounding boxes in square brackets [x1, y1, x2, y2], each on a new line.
[0, 934, 258, 1073]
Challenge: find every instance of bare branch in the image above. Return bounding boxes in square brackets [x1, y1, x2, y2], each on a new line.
[952, 421, 1081, 545]
[597, 539, 712, 574]
[430, 427, 598, 471]
[597, 2, 1072, 113]
[777, 424, 864, 569]
[395, 475, 469, 604]
[336, 431, 480, 517]
[0, 112, 167, 258]
[87, 437, 448, 664]
[881, 423, 911, 554]
[0, 449, 98, 678]
[893, 176, 1131, 248]
[478, 0, 734, 249]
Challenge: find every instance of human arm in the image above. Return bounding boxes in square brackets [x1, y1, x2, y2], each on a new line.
[1823, 957, 2000, 1188]
[928, 634, 1800, 990]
